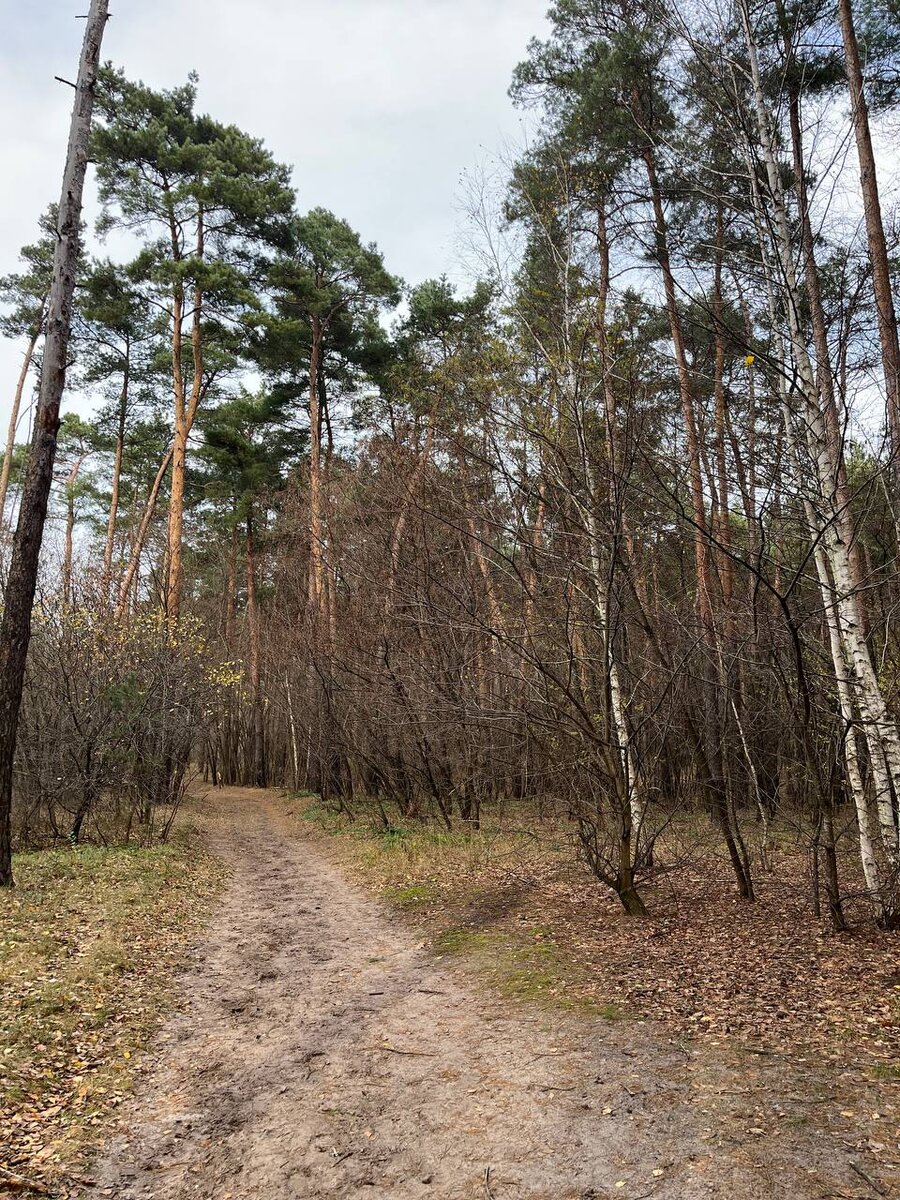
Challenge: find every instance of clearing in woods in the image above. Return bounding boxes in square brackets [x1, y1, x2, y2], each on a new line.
[85, 788, 888, 1199]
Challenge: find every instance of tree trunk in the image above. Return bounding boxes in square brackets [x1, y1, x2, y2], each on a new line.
[0, 324, 42, 528]
[713, 207, 735, 624]
[285, 674, 300, 790]
[165, 211, 204, 621]
[224, 517, 238, 644]
[643, 139, 752, 901]
[62, 450, 89, 607]
[307, 318, 326, 621]
[101, 355, 128, 595]
[165, 419, 188, 618]
[0, 0, 109, 888]
[741, 0, 900, 906]
[836, 0, 900, 469]
[116, 445, 173, 616]
[781, 33, 871, 639]
[246, 509, 266, 787]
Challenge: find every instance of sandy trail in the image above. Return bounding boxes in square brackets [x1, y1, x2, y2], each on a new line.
[87, 788, 874, 1199]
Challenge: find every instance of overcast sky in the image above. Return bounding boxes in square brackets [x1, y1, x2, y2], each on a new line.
[0, 0, 549, 429]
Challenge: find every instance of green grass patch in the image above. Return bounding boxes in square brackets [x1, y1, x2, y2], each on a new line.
[432, 927, 493, 955]
[498, 965, 559, 1002]
[295, 796, 349, 834]
[594, 1001, 629, 1020]
[383, 881, 440, 909]
[428, 924, 620, 1015]
[289, 792, 519, 874]
[869, 1062, 900, 1081]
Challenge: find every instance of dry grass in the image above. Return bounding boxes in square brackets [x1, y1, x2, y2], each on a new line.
[0, 831, 227, 1193]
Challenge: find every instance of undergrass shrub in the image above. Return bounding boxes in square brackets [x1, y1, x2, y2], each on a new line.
[14, 601, 235, 848]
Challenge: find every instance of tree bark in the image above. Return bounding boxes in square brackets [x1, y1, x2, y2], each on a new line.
[307, 316, 326, 621]
[246, 509, 266, 787]
[101, 354, 129, 595]
[0, 323, 42, 529]
[165, 209, 204, 621]
[781, 25, 871, 640]
[165, 420, 189, 617]
[62, 450, 89, 607]
[836, 0, 900, 470]
[0, 0, 109, 887]
[742, 0, 900, 898]
[116, 446, 173, 616]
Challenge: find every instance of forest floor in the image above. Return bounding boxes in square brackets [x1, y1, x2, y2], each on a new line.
[59, 786, 897, 1200]
[296, 795, 900, 1063]
[0, 829, 226, 1198]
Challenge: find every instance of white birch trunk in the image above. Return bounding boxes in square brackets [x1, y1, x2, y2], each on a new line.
[561, 367, 646, 842]
[741, 0, 900, 866]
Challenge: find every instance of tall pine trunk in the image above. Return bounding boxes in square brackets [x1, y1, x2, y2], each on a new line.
[836, 0, 900, 470]
[246, 509, 266, 787]
[165, 213, 204, 621]
[101, 357, 129, 594]
[116, 446, 173, 616]
[0, 0, 109, 887]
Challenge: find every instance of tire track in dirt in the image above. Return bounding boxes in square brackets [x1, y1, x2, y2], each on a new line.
[85, 788, 868, 1199]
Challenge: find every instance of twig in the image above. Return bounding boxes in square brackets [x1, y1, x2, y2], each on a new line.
[369, 1043, 437, 1057]
[849, 1161, 887, 1196]
[0, 1165, 56, 1196]
[54, 77, 77, 89]
[483, 1166, 495, 1200]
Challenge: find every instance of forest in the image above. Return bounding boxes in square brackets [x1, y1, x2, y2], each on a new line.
[1, 0, 900, 1197]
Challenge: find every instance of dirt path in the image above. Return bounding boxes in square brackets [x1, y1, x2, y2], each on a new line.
[86, 789, 880, 1199]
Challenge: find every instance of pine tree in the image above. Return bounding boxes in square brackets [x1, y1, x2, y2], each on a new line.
[264, 209, 400, 626]
[92, 68, 295, 618]
[77, 258, 161, 595]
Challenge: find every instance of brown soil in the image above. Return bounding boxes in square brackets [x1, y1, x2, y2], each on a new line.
[84, 788, 895, 1200]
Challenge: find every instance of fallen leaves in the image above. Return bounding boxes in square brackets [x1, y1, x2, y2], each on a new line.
[0, 840, 227, 1194]
[299, 796, 900, 1068]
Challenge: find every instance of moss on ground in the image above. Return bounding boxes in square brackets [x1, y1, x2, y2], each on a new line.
[382, 882, 440, 909]
[286, 791, 900, 1066]
[285, 794, 615, 1017]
